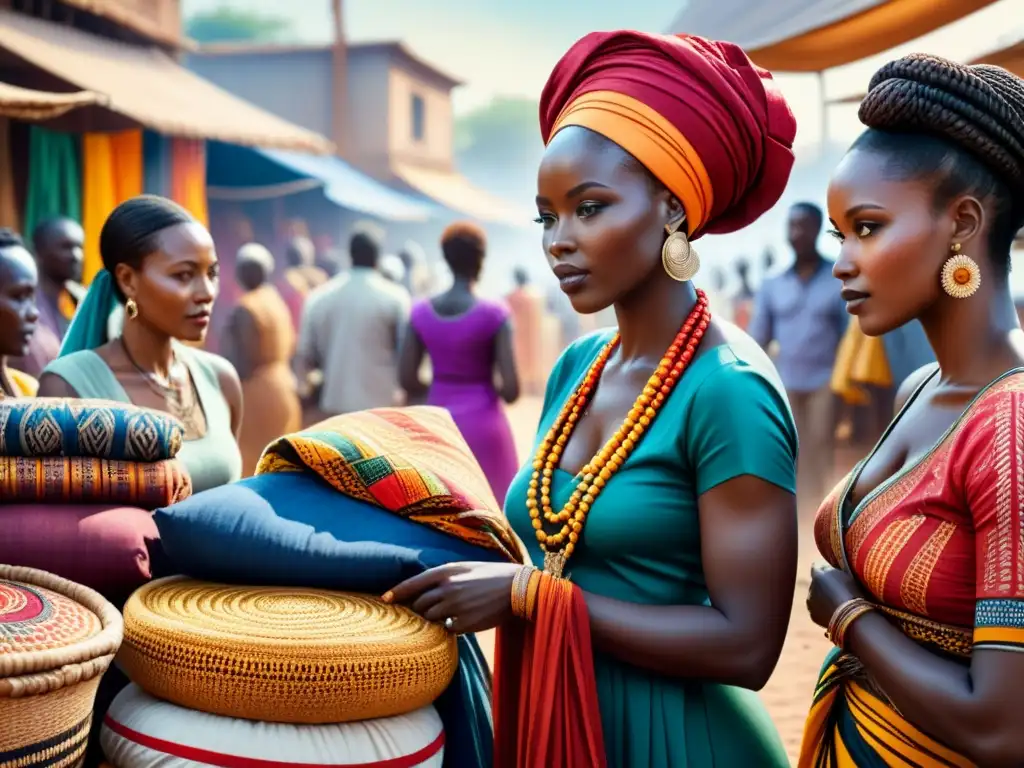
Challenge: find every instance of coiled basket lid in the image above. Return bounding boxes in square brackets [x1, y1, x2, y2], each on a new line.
[118, 577, 458, 724]
[0, 564, 123, 761]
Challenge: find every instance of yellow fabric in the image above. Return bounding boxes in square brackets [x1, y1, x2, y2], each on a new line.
[748, 0, 999, 72]
[550, 90, 714, 237]
[81, 131, 143, 285]
[799, 659, 975, 767]
[7, 369, 38, 397]
[831, 320, 892, 405]
[170, 138, 208, 227]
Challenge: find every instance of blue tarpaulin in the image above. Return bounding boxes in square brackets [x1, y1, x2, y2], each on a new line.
[205, 142, 434, 222]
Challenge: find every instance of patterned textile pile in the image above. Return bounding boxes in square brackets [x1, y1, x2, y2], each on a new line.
[0, 398, 190, 601]
[110, 406, 527, 768]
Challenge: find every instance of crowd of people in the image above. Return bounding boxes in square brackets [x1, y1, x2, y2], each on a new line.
[2, 26, 1024, 768]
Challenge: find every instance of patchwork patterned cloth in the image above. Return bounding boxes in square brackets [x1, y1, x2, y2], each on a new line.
[257, 406, 525, 563]
[0, 397, 184, 461]
[0, 456, 191, 507]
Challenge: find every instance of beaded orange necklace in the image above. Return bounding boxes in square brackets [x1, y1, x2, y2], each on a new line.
[527, 290, 711, 578]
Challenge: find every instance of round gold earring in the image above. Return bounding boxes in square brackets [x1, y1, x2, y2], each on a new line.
[125, 298, 139, 320]
[662, 219, 700, 282]
[941, 243, 981, 299]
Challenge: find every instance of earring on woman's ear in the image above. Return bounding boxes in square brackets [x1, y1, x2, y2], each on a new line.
[941, 242, 981, 299]
[125, 298, 139, 320]
[662, 218, 700, 282]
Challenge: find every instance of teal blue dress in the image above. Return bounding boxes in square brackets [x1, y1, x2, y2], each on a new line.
[504, 325, 797, 767]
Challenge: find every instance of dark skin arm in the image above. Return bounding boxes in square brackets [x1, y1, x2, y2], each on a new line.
[808, 566, 1024, 766]
[387, 475, 797, 689]
[493, 320, 520, 404]
[398, 326, 428, 401]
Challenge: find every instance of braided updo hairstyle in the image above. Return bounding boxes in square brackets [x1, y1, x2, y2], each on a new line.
[854, 53, 1024, 268]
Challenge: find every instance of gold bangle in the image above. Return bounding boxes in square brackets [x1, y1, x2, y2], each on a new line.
[827, 598, 874, 648]
[524, 569, 543, 621]
[836, 603, 874, 648]
[510, 566, 535, 619]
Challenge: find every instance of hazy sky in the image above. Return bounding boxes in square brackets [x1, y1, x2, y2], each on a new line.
[183, 0, 1023, 149]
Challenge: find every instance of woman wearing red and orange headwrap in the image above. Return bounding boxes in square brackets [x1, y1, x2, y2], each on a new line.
[385, 31, 798, 767]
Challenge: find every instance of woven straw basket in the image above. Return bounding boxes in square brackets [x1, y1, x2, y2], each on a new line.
[118, 577, 458, 724]
[0, 564, 124, 767]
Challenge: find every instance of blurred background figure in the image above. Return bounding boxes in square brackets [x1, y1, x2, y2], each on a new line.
[749, 202, 848, 504]
[222, 242, 300, 476]
[295, 222, 409, 420]
[378, 252, 408, 290]
[505, 266, 545, 396]
[732, 257, 755, 330]
[400, 221, 519, 505]
[397, 240, 432, 298]
[277, 235, 328, 334]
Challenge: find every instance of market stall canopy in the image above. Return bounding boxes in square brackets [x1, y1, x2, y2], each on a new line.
[665, 0, 1001, 72]
[392, 163, 532, 228]
[0, 81, 105, 121]
[828, 35, 1024, 104]
[0, 9, 331, 154]
[206, 143, 435, 222]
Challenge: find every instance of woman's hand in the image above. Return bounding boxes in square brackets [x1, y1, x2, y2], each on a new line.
[806, 561, 866, 630]
[383, 562, 523, 634]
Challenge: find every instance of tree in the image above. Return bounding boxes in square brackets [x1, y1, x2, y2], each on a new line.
[455, 97, 543, 203]
[186, 6, 293, 44]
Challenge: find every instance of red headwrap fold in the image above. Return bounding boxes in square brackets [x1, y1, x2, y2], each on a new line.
[540, 30, 797, 238]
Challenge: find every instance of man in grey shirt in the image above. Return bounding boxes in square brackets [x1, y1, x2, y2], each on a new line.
[749, 202, 848, 503]
[295, 224, 410, 416]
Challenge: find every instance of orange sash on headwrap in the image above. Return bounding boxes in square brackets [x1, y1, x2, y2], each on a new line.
[540, 31, 798, 239]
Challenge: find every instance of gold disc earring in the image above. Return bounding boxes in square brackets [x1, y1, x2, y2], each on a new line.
[662, 219, 700, 282]
[941, 243, 981, 299]
[125, 298, 139, 320]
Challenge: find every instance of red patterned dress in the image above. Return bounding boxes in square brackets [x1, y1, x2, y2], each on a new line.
[800, 368, 1024, 767]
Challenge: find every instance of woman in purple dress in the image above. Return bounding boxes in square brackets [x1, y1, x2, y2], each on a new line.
[399, 222, 520, 505]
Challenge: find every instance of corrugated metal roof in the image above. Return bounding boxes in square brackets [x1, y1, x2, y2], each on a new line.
[0, 10, 332, 153]
[0, 81, 105, 121]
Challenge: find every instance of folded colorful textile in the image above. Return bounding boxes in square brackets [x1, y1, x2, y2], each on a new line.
[0, 397, 184, 461]
[154, 471, 506, 590]
[0, 456, 191, 507]
[256, 406, 525, 563]
[0, 503, 158, 600]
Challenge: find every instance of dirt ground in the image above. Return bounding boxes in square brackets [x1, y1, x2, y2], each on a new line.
[479, 395, 838, 763]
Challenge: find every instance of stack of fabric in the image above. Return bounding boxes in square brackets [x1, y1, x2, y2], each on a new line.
[0, 397, 192, 605]
[108, 406, 526, 768]
[0, 564, 124, 767]
[102, 577, 454, 767]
